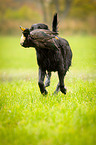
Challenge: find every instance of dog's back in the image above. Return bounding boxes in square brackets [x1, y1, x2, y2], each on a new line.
[30, 23, 49, 31]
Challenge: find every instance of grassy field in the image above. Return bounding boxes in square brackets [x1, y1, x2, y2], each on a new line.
[0, 35, 96, 145]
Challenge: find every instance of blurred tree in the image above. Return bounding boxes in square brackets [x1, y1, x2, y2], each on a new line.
[54, 0, 60, 13]
[4, 5, 41, 21]
[40, 0, 47, 22]
[70, 0, 96, 19]
[39, 0, 96, 22]
[37, 0, 73, 22]
[62, 0, 73, 19]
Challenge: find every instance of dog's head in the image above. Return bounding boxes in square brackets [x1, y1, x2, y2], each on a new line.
[30, 23, 49, 31]
[20, 26, 35, 48]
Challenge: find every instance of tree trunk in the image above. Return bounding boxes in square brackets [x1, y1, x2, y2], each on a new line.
[62, 0, 72, 19]
[40, 0, 47, 22]
[55, 0, 59, 13]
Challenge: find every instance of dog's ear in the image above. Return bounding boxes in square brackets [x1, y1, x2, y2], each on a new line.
[52, 13, 58, 33]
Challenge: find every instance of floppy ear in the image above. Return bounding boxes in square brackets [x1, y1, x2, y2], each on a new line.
[20, 26, 26, 31]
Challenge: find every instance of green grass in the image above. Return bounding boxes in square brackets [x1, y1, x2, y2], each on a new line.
[0, 35, 96, 145]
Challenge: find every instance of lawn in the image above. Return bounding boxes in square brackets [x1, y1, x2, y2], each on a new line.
[0, 35, 96, 145]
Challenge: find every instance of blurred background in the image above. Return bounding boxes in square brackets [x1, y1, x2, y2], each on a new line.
[0, 0, 96, 35]
[0, 2, 96, 145]
[0, 0, 96, 80]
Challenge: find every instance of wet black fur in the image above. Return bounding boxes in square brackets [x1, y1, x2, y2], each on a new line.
[30, 23, 49, 31]
[20, 13, 72, 95]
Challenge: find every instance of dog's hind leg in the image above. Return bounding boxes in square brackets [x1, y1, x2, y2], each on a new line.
[45, 72, 51, 88]
[54, 82, 60, 94]
[38, 68, 48, 95]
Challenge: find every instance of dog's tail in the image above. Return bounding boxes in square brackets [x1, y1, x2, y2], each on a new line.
[52, 13, 58, 33]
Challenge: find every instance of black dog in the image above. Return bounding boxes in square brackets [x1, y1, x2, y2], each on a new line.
[20, 14, 72, 95]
